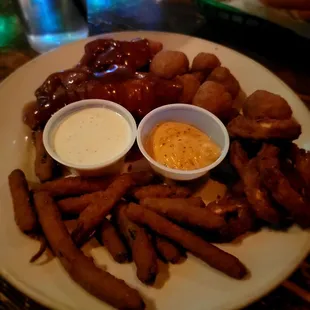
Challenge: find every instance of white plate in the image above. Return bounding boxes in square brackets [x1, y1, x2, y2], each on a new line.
[0, 31, 309, 310]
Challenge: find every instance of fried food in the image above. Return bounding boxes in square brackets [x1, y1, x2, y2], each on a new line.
[150, 50, 189, 79]
[33, 192, 145, 310]
[192, 81, 233, 120]
[34, 131, 56, 182]
[230, 180, 245, 198]
[229, 141, 249, 176]
[257, 144, 310, 228]
[37, 176, 113, 197]
[71, 174, 140, 246]
[126, 203, 248, 279]
[191, 52, 221, 78]
[280, 158, 307, 197]
[289, 144, 310, 190]
[243, 90, 292, 120]
[98, 218, 130, 263]
[154, 235, 183, 264]
[8, 169, 38, 233]
[114, 204, 158, 284]
[140, 197, 225, 230]
[227, 115, 301, 140]
[208, 196, 255, 241]
[147, 40, 163, 57]
[191, 71, 205, 84]
[176, 74, 201, 104]
[57, 197, 89, 215]
[207, 67, 240, 99]
[131, 184, 192, 200]
[230, 141, 280, 224]
[58, 172, 154, 216]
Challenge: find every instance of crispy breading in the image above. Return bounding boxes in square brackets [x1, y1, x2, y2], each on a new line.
[126, 203, 248, 279]
[114, 204, 158, 284]
[257, 144, 310, 228]
[33, 192, 145, 310]
[230, 141, 280, 224]
[227, 116, 301, 140]
[131, 184, 192, 200]
[98, 218, 130, 263]
[140, 197, 225, 230]
[8, 169, 38, 233]
[243, 90, 292, 120]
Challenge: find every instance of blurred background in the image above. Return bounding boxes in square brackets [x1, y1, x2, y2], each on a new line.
[0, 0, 309, 104]
[0, 1, 310, 308]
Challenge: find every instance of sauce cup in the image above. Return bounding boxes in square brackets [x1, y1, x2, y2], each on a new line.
[43, 99, 137, 177]
[137, 104, 229, 181]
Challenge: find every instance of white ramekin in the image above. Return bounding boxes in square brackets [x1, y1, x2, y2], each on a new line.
[43, 99, 137, 177]
[137, 104, 229, 181]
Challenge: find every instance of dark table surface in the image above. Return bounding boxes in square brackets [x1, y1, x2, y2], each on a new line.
[0, 0, 310, 309]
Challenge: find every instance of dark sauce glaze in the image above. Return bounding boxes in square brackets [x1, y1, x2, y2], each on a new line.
[23, 38, 182, 130]
[78, 38, 151, 72]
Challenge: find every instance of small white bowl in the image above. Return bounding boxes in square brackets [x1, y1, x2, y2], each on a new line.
[43, 99, 137, 177]
[137, 104, 229, 181]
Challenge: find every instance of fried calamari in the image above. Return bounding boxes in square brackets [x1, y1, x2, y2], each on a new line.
[257, 144, 310, 228]
[230, 141, 280, 224]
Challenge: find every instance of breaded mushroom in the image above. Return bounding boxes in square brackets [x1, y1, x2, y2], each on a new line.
[243, 90, 292, 120]
[191, 52, 221, 75]
[207, 66, 240, 99]
[176, 74, 201, 104]
[150, 50, 189, 79]
[192, 81, 233, 120]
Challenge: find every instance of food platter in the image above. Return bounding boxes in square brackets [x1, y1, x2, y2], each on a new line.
[0, 31, 309, 310]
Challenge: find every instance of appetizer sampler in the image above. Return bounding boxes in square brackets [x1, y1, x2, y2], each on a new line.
[8, 37, 310, 310]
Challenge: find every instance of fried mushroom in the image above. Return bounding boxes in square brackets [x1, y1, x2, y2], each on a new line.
[176, 74, 201, 104]
[150, 50, 189, 79]
[207, 66, 240, 99]
[243, 90, 292, 120]
[192, 81, 233, 121]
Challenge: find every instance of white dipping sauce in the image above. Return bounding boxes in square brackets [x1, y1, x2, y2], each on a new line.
[53, 107, 131, 166]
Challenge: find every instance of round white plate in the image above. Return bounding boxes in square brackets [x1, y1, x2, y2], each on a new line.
[0, 31, 309, 310]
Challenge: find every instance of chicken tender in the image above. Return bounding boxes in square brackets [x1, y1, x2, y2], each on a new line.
[192, 81, 233, 121]
[126, 203, 248, 279]
[227, 115, 301, 140]
[207, 67, 240, 99]
[176, 74, 200, 104]
[243, 90, 292, 120]
[150, 50, 189, 79]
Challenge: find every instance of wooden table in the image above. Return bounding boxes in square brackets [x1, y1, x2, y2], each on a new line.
[0, 0, 309, 309]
